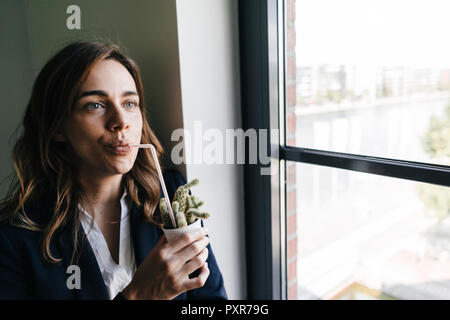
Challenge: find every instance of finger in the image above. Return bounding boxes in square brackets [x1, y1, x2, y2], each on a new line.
[140, 234, 169, 270]
[157, 234, 168, 247]
[166, 228, 208, 253]
[176, 236, 209, 262]
[184, 262, 210, 291]
[183, 247, 209, 276]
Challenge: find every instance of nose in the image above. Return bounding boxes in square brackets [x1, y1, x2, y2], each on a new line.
[106, 104, 130, 133]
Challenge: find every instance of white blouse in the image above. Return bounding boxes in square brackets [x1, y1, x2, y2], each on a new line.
[79, 191, 137, 299]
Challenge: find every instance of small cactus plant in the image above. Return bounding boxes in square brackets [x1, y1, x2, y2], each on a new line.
[159, 178, 210, 229]
[173, 178, 199, 213]
[159, 198, 174, 228]
[175, 212, 188, 228]
[186, 208, 210, 224]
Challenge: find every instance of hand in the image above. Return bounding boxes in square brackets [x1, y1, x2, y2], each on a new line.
[122, 228, 210, 300]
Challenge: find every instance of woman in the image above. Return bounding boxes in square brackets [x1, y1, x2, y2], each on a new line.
[0, 41, 227, 300]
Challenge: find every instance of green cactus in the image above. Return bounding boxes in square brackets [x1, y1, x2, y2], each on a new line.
[186, 196, 195, 211]
[176, 212, 188, 228]
[186, 213, 196, 224]
[172, 200, 180, 214]
[186, 195, 204, 210]
[159, 178, 210, 229]
[191, 195, 204, 208]
[172, 200, 188, 228]
[159, 198, 174, 229]
[173, 178, 199, 213]
[186, 208, 210, 224]
[184, 194, 206, 224]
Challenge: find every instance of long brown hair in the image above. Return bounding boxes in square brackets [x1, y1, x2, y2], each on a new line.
[0, 41, 164, 263]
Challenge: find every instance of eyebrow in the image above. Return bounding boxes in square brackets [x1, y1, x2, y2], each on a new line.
[77, 90, 139, 100]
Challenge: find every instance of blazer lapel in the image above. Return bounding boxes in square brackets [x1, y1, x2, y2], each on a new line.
[56, 222, 109, 300]
[129, 202, 163, 267]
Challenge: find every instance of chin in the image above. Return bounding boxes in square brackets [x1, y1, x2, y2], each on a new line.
[107, 160, 136, 175]
[115, 164, 135, 175]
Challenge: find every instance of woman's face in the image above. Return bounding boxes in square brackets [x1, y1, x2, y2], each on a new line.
[60, 59, 143, 178]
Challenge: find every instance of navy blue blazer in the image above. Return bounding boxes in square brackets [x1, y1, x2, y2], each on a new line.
[0, 169, 227, 300]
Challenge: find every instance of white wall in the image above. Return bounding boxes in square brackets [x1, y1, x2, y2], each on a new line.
[175, 0, 246, 299]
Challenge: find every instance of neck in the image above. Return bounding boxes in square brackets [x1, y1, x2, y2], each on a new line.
[78, 172, 124, 209]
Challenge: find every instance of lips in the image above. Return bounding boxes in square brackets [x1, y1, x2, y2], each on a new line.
[105, 141, 131, 155]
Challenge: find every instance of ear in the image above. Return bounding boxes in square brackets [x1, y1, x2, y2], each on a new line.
[53, 132, 67, 142]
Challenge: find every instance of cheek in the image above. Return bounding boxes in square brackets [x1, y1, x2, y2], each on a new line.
[132, 114, 144, 137]
[65, 118, 103, 153]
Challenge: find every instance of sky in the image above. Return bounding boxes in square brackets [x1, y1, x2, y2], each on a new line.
[295, 0, 450, 68]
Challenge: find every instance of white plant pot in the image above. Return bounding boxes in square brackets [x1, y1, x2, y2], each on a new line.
[162, 218, 202, 242]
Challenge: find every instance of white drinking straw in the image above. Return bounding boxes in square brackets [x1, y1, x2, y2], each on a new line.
[130, 143, 177, 229]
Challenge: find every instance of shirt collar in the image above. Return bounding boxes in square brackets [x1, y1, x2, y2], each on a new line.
[79, 189, 129, 221]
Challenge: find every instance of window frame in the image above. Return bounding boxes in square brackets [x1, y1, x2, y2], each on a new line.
[239, 0, 450, 300]
[238, 0, 284, 300]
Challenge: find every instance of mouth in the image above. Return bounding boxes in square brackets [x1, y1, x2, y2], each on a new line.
[105, 141, 132, 155]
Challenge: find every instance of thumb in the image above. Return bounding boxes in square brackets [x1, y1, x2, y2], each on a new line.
[156, 233, 168, 248]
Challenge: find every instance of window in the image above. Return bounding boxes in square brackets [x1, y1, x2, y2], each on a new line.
[239, 0, 450, 300]
[290, 163, 450, 299]
[288, 0, 450, 166]
[285, 0, 450, 300]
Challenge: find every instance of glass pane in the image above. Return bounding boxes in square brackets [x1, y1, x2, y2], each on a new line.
[287, 161, 450, 300]
[285, 0, 450, 166]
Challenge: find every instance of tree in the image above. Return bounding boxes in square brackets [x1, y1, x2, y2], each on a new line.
[418, 102, 450, 221]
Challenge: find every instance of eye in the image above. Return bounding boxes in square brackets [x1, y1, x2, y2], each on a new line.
[85, 102, 104, 110]
[124, 101, 138, 109]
